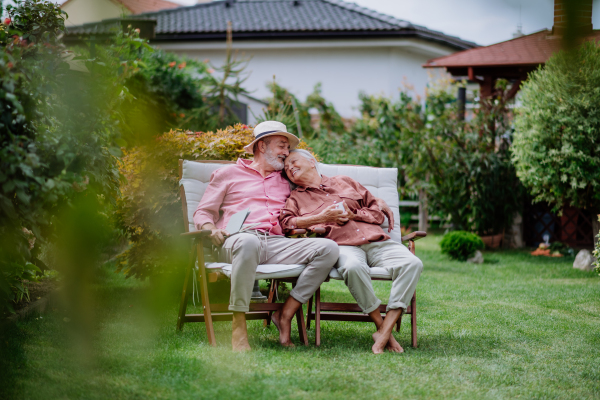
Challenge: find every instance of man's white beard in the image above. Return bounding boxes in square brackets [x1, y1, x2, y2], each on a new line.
[264, 147, 284, 170]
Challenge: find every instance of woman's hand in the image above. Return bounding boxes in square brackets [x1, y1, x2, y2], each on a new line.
[342, 201, 356, 221]
[318, 204, 349, 225]
[375, 198, 394, 232]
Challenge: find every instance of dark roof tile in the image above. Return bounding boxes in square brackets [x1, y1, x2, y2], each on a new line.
[66, 0, 477, 50]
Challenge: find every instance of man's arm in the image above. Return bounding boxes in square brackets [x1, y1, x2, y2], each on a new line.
[193, 170, 229, 246]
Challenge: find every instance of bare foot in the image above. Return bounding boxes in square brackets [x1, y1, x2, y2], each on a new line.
[373, 331, 404, 353]
[272, 310, 295, 347]
[232, 312, 251, 352]
[371, 330, 389, 354]
[271, 310, 281, 332]
[232, 336, 251, 352]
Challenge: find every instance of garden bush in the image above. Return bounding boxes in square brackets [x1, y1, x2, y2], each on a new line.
[0, 0, 227, 312]
[309, 79, 522, 235]
[440, 231, 484, 261]
[512, 41, 600, 212]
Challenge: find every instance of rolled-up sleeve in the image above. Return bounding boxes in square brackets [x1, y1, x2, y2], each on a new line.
[193, 171, 227, 230]
[350, 180, 385, 225]
[279, 196, 300, 230]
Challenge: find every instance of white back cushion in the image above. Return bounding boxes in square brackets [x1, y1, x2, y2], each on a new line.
[180, 160, 402, 243]
[317, 164, 402, 243]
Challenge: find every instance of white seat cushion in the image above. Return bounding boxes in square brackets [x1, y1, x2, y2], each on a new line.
[206, 263, 306, 279]
[328, 267, 392, 280]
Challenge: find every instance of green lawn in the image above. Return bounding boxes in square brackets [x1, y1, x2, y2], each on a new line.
[2, 234, 599, 399]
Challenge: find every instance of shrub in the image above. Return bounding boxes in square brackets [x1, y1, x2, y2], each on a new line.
[310, 79, 522, 235]
[115, 124, 313, 278]
[440, 231, 484, 261]
[512, 41, 600, 212]
[594, 215, 600, 276]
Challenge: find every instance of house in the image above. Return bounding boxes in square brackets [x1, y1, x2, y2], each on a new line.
[60, 0, 182, 26]
[65, 0, 477, 117]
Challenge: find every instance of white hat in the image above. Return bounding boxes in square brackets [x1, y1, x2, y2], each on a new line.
[243, 121, 300, 154]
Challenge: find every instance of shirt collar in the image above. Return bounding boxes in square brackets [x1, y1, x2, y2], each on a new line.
[237, 158, 282, 178]
[296, 175, 330, 192]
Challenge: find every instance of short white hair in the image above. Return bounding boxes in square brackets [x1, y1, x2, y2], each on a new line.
[289, 149, 321, 177]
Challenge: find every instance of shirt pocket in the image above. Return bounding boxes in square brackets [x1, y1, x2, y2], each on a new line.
[339, 190, 363, 209]
[299, 201, 325, 216]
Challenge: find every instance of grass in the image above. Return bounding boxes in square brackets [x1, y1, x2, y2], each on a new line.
[2, 233, 599, 399]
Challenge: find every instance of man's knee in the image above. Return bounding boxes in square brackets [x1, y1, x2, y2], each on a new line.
[312, 238, 339, 261]
[231, 234, 261, 255]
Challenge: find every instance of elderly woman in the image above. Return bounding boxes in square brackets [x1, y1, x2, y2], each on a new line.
[279, 149, 423, 354]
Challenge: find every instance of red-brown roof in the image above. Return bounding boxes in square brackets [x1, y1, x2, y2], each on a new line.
[61, 0, 180, 15]
[424, 29, 600, 68]
[118, 0, 180, 14]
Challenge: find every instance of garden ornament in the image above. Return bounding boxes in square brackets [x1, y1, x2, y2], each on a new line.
[243, 120, 300, 154]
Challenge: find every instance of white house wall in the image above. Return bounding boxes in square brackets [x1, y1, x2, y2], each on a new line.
[62, 0, 129, 26]
[157, 39, 455, 118]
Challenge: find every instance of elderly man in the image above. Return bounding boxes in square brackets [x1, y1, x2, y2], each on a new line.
[280, 149, 423, 354]
[193, 121, 339, 351]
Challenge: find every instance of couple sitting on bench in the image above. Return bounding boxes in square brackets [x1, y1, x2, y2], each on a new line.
[193, 121, 423, 354]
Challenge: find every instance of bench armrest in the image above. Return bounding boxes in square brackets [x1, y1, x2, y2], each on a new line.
[180, 230, 212, 238]
[401, 231, 427, 242]
[286, 227, 327, 236]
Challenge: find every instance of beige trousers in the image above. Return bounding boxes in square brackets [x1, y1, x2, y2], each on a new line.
[336, 240, 423, 313]
[220, 233, 339, 312]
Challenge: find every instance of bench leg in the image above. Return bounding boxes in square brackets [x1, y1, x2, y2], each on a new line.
[411, 292, 417, 348]
[264, 279, 277, 327]
[315, 287, 321, 347]
[197, 244, 216, 346]
[306, 295, 313, 330]
[296, 305, 308, 346]
[177, 243, 196, 331]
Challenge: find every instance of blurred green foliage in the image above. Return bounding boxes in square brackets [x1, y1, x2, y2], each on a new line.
[512, 41, 600, 212]
[440, 230, 484, 261]
[0, 0, 248, 312]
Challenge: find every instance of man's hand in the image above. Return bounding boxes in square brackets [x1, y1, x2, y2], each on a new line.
[202, 223, 229, 246]
[209, 229, 230, 246]
[318, 204, 349, 225]
[375, 198, 394, 232]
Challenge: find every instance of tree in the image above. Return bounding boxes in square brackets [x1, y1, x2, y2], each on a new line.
[512, 41, 600, 240]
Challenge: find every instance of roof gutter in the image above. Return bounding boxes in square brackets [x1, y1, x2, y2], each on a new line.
[150, 29, 476, 51]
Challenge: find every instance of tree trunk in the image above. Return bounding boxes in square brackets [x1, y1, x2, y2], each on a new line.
[418, 188, 428, 232]
[593, 212, 599, 247]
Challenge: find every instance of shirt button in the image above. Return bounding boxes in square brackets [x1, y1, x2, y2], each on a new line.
[363, 238, 366, 240]
[326, 194, 329, 196]
[357, 229, 360, 231]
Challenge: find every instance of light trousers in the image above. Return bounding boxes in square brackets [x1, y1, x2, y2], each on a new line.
[220, 233, 339, 312]
[336, 240, 423, 313]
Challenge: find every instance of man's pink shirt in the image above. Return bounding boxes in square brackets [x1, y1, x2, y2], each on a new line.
[193, 158, 291, 235]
